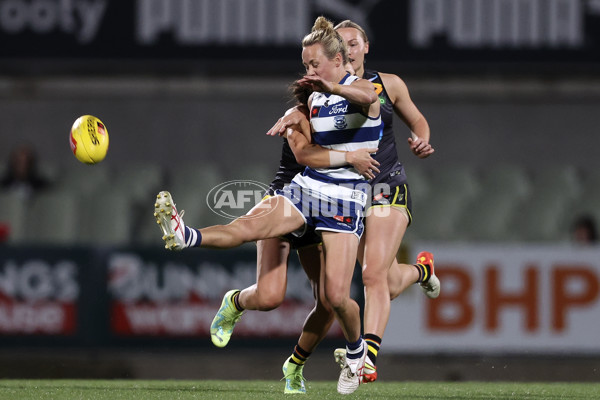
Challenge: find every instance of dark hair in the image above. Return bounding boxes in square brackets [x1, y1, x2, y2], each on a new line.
[288, 78, 312, 107]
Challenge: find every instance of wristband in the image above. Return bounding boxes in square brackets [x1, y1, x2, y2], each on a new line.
[329, 151, 346, 167]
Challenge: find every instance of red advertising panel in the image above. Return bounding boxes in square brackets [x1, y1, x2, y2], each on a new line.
[107, 251, 345, 339]
[0, 259, 79, 336]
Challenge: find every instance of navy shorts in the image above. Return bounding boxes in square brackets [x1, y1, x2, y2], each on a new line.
[275, 182, 365, 240]
[264, 189, 321, 249]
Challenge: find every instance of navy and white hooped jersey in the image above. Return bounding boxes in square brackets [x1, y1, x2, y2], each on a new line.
[309, 73, 383, 182]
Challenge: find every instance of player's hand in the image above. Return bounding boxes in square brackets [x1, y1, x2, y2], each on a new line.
[408, 136, 434, 159]
[267, 110, 307, 136]
[298, 75, 335, 93]
[346, 148, 380, 180]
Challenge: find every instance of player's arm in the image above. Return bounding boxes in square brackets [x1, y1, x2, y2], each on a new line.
[297, 75, 378, 109]
[381, 72, 434, 159]
[283, 113, 380, 179]
[266, 106, 309, 137]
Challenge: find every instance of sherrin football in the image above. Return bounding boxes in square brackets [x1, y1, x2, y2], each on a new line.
[69, 115, 109, 164]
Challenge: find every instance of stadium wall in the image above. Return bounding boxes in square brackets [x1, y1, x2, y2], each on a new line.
[2, 243, 598, 354]
[0, 243, 599, 381]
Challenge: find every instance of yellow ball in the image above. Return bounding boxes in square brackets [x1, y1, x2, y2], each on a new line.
[69, 115, 109, 164]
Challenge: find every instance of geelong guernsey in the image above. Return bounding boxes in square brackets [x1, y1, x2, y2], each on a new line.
[309, 73, 382, 181]
[291, 73, 383, 206]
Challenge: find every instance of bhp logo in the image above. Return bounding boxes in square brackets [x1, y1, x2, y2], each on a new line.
[427, 264, 599, 333]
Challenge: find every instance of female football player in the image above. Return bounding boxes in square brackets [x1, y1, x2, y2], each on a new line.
[209, 19, 441, 395]
[155, 16, 381, 395]
[268, 19, 440, 387]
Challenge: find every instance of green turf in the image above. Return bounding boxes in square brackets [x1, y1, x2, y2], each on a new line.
[0, 380, 598, 400]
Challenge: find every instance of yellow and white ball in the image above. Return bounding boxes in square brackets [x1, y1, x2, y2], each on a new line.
[69, 115, 109, 164]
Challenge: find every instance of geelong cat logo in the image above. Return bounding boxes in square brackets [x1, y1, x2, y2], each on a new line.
[334, 116, 347, 130]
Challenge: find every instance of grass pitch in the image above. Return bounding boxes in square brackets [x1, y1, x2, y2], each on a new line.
[0, 380, 598, 400]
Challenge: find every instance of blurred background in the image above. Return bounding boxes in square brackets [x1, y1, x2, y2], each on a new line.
[0, 0, 599, 382]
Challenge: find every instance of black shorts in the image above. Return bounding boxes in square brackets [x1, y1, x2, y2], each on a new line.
[281, 229, 322, 249]
[368, 163, 413, 225]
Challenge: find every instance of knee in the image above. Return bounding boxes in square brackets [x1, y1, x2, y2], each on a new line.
[254, 286, 285, 311]
[324, 287, 347, 311]
[316, 291, 333, 314]
[362, 263, 388, 289]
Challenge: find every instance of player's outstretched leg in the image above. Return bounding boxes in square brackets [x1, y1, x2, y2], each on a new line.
[282, 357, 306, 394]
[210, 290, 244, 347]
[337, 338, 366, 395]
[416, 251, 440, 299]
